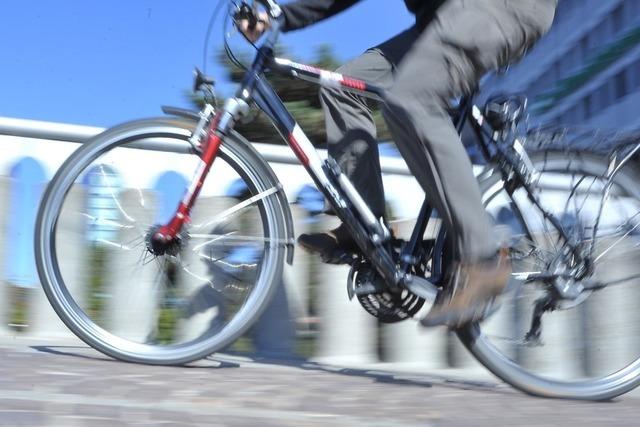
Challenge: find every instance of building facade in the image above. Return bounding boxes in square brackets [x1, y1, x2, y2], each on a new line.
[482, 0, 640, 131]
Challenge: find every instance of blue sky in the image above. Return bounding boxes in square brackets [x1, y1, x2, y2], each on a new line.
[1, 0, 413, 127]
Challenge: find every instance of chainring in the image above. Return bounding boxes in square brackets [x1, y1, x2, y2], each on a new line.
[351, 262, 426, 323]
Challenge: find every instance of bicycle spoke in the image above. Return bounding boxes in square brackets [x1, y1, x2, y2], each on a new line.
[191, 186, 281, 230]
[178, 263, 214, 287]
[590, 273, 640, 288]
[190, 232, 290, 247]
[80, 212, 135, 230]
[593, 220, 640, 263]
[95, 239, 134, 251]
[195, 251, 259, 269]
[98, 164, 137, 224]
[574, 176, 599, 221]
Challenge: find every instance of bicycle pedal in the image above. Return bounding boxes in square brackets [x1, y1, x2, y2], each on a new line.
[354, 281, 386, 296]
[403, 275, 438, 302]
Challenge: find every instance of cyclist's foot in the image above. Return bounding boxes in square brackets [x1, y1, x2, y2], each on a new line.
[297, 224, 359, 264]
[421, 248, 511, 328]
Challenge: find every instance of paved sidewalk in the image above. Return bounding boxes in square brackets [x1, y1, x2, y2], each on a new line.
[0, 337, 638, 426]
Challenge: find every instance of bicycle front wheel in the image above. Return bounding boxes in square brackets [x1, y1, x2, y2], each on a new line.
[35, 118, 288, 365]
[458, 150, 640, 400]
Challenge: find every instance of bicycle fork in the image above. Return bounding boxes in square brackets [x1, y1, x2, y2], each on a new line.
[150, 98, 249, 250]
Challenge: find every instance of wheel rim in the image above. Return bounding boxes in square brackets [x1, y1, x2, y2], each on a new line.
[36, 124, 285, 363]
[464, 152, 640, 398]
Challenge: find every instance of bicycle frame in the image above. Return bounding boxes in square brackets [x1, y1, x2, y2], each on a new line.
[152, 5, 603, 299]
[149, 15, 442, 298]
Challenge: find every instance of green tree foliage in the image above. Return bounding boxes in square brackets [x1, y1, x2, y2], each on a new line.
[193, 44, 390, 145]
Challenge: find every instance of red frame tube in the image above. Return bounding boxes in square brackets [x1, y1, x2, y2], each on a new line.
[152, 112, 224, 243]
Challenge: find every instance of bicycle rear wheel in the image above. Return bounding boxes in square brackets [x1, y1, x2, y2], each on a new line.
[35, 118, 289, 365]
[458, 150, 640, 400]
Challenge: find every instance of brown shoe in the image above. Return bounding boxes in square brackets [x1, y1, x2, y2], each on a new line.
[297, 224, 358, 264]
[421, 248, 511, 328]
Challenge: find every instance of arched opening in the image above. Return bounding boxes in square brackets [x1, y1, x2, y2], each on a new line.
[4, 157, 46, 287]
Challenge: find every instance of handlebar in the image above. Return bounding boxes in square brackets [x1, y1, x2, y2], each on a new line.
[234, 3, 259, 30]
[231, 0, 283, 46]
[233, 0, 281, 24]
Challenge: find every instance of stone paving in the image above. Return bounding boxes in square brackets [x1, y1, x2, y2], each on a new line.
[0, 337, 639, 426]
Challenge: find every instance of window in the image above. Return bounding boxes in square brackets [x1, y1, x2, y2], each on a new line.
[593, 82, 612, 110]
[528, 76, 547, 98]
[627, 59, 640, 92]
[579, 36, 590, 64]
[611, 3, 624, 33]
[614, 70, 628, 100]
[559, 53, 575, 76]
[592, 19, 611, 48]
[4, 158, 46, 287]
[628, 1, 640, 19]
[555, 0, 575, 23]
[622, 0, 640, 29]
[583, 94, 593, 119]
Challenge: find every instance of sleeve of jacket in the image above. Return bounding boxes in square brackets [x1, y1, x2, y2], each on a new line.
[280, 0, 361, 32]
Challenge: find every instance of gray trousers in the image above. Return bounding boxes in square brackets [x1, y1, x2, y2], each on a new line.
[320, 0, 556, 261]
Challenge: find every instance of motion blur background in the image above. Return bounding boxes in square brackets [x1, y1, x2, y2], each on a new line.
[1, 0, 640, 374]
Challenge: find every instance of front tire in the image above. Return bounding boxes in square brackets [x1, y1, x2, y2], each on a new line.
[35, 118, 289, 365]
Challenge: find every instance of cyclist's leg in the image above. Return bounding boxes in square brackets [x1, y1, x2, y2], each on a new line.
[382, 0, 556, 325]
[299, 28, 419, 258]
[383, 0, 556, 262]
[320, 27, 419, 219]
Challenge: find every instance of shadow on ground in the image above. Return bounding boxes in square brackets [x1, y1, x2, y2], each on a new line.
[30, 344, 506, 395]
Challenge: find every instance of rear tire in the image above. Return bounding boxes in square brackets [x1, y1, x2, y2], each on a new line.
[458, 150, 640, 399]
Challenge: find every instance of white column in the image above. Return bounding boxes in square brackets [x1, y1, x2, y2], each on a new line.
[313, 217, 377, 365]
[513, 232, 580, 380]
[382, 218, 447, 369]
[177, 196, 234, 342]
[282, 205, 312, 327]
[448, 258, 523, 372]
[0, 178, 10, 335]
[106, 189, 158, 342]
[31, 184, 88, 338]
[583, 237, 640, 377]
[382, 322, 448, 369]
[517, 309, 582, 379]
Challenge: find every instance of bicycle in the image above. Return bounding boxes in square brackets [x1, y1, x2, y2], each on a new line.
[35, 0, 640, 400]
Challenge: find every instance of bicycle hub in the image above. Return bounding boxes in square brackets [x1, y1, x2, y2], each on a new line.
[146, 224, 185, 257]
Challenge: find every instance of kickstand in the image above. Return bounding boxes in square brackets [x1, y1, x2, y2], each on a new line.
[523, 294, 556, 346]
